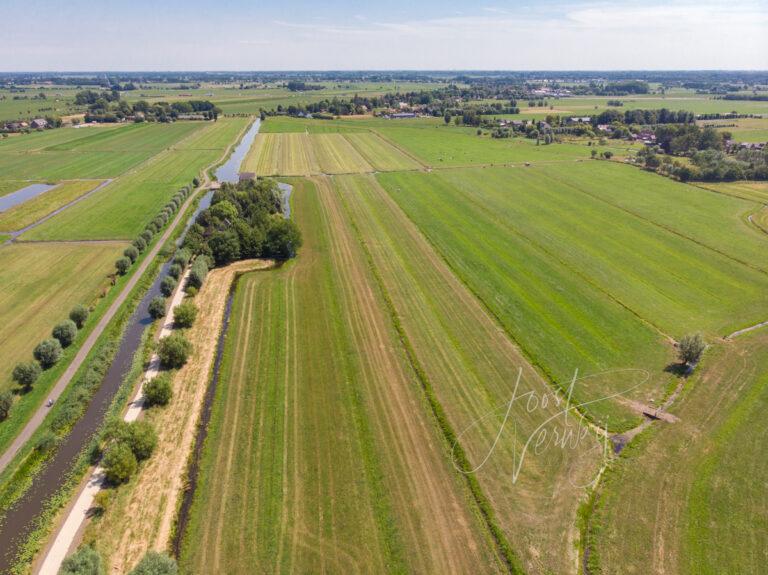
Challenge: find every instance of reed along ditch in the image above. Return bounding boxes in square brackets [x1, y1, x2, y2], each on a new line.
[0, 119, 262, 571]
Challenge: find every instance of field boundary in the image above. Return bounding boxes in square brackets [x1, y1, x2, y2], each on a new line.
[546, 166, 768, 278]
[335, 186, 522, 574]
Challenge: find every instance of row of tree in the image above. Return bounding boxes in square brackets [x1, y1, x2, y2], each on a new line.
[0, 304, 91, 423]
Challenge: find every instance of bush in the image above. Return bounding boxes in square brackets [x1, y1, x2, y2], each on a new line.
[115, 257, 131, 276]
[124, 246, 139, 263]
[34, 338, 63, 369]
[678, 333, 706, 365]
[53, 319, 78, 347]
[60, 545, 105, 575]
[157, 333, 192, 369]
[128, 551, 178, 575]
[160, 275, 177, 297]
[173, 301, 197, 328]
[132, 237, 147, 253]
[103, 442, 137, 485]
[185, 286, 198, 297]
[148, 296, 166, 319]
[35, 429, 58, 453]
[173, 248, 191, 267]
[125, 421, 157, 461]
[144, 373, 172, 407]
[168, 263, 183, 280]
[69, 304, 89, 328]
[187, 258, 209, 290]
[13, 361, 42, 387]
[0, 391, 13, 421]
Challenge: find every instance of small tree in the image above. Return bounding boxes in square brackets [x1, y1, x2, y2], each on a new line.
[168, 263, 183, 280]
[187, 258, 209, 290]
[132, 237, 147, 253]
[144, 373, 172, 407]
[160, 275, 177, 297]
[678, 333, 705, 365]
[13, 361, 42, 388]
[128, 551, 178, 575]
[0, 391, 13, 421]
[34, 338, 63, 369]
[69, 304, 89, 328]
[603, 150, 614, 160]
[173, 301, 197, 329]
[60, 545, 105, 575]
[115, 257, 131, 276]
[125, 421, 157, 461]
[591, 149, 597, 159]
[148, 296, 166, 319]
[53, 319, 78, 347]
[124, 246, 139, 263]
[173, 248, 191, 267]
[157, 333, 192, 369]
[103, 442, 137, 485]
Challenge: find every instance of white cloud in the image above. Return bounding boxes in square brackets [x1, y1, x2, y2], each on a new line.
[1, 0, 766, 70]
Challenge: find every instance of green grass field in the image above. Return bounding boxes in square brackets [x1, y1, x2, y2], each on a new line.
[332, 174, 600, 573]
[0, 123, 212, 181]
[21, 120, 247, 240]
[696, 181, 768, 203]
[377, 168, 677, 425]
[541, 162, 768, 272]
[0, 180, 104, 231]
[180, 179, 502, 574]
[589, 330, 768, 574]
[0, 242, 126, 391]
[375, 124, 590, 166]
[241, 132, 418, 175]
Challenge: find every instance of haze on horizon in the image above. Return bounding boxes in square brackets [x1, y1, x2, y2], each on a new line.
[2, 0, 767, 71]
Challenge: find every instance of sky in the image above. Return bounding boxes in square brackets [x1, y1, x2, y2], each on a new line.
[2, 0, 767, 71]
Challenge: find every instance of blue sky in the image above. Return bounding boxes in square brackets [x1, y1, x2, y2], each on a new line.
[2, 0, 767, 70]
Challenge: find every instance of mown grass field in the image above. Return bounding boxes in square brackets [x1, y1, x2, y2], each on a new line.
[0, 123, 207, 181]
[542, 162, 768, 272]
[697, 181, 768, 204]
[21, 119, 248, 240]
[242, 132, 419, 175]
[332, 174, 600, 574]
[181, 179, 503, 575]
[0, 242, 126, 391]
[589, 330, 768, 574]
[377, 169, 673, 425]
[374, 125, 591, 166]
[0, 180, 104, 231]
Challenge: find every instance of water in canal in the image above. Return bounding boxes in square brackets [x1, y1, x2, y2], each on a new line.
[0, 119, 260, 571]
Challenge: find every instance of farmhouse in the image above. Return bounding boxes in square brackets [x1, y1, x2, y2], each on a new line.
[567, 116, 592, 124]
[30, 118, 48, 129]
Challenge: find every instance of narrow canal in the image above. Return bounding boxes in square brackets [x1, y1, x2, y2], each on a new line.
[0, 118, 260, 572]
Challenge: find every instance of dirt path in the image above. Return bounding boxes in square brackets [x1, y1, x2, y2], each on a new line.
[36, 260, 270, 575]
[0, 119, 251, 476]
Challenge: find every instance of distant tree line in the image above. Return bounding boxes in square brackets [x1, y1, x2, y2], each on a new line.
[76, 90, 221, 123]
[286, 81, 325, 92]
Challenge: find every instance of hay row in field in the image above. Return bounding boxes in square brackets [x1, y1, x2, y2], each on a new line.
[240, 131, 421, 175]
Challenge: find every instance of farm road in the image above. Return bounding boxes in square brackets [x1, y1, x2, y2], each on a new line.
[0, 119, 251, 474]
